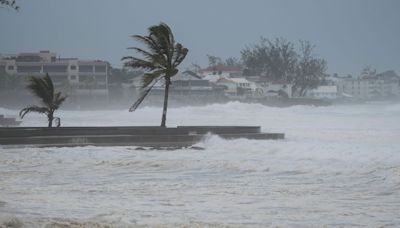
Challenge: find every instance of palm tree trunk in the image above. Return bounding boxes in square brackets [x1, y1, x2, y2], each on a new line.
[48, 112, 53, 128]
[160, 77, 170, 127]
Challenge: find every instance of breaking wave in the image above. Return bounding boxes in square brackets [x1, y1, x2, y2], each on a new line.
[1, 102, 400, 226]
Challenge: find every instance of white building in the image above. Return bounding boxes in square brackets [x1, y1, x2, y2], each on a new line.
[215, 77, 256, 98]
[0, 51, 110, 96]
[254, 82, 293, 98]
[337, 74, 400, 99]
[199, 65, 242, 81]
[307, 85, 338, 99]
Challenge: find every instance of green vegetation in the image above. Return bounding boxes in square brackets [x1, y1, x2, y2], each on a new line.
[122, 22, 188, 127]
[19, 74, 67, 127]
[241, 38, 327, 96]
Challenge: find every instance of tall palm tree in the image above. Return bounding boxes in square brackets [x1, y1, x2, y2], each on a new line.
[122, 22, 188, 127]
[19, 74, 67, 127]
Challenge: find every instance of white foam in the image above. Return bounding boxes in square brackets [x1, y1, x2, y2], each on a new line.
[1, 102, 400, 226]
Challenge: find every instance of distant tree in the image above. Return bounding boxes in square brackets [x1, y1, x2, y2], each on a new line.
[122, 22, 188, 127]
[293, 40, 327, 96]
[0, 0, 19, 10]
[207, 55, 222, 68]
[242, 38, 327, 96]
[19, 74, 68, 127]
[241, 37, 297, 81]
[225, 57, 242, 67]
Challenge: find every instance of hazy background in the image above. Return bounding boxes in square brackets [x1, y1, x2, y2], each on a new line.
[0, 0, 399, 76]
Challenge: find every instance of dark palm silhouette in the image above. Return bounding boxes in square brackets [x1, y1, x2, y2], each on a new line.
[122, 22, 188, 127]
[0, 0, 19, 10]
[19, 74, 67, 127]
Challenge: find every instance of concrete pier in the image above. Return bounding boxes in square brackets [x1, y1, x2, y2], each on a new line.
[0, 126, 284, 147]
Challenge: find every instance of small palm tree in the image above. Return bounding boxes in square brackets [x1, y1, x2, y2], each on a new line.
[19, 74, 67, 127]
[122, 22, 188, 127]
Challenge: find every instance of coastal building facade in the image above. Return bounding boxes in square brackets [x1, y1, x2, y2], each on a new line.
[199, 65, 242, 82]
[0, 51, 110, 97]
[337, 73, 400, 99]
[306, 85, 338, 99]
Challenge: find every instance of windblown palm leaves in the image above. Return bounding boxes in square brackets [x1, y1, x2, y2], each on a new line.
[19, 74, 67, 127]
[122, 22, 188, 127]
[0, 0, 19, 11]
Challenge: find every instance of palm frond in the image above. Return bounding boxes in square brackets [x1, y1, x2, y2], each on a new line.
[129, 77, 162, 112]
[123, 22, 189, 118]
[132, 35, 163, 56]
[127, 47, 154, 60]
[122, 56, 157, 71]
[172, 43, 189, 68]
[26, 74, 54, 106]
[148, 23, 174, 60]
[44, 73, 55, 98]
[141, 70, 165, 88]
[19, 105, 49, 119]
[53, 92, 68, 108]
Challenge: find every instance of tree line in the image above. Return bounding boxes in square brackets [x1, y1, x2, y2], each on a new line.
[201, 38, 327, 97]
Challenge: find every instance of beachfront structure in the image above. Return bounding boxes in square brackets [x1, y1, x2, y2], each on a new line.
[254, 82, 293, 98]
[306, 85, 338, 99]
[0, 51, 110, 97]
[125, 71, 226, 105]
[215, 77, 257, 98]
[153, 71, 224, 96]
[199, 65, 242, 81]
[337, 72, 400, 99]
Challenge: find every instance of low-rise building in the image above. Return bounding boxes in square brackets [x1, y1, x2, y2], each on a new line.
[337, 71, 400, 99]
[215, 77, 256, 98]
[307, 85, 338, 99]
[254, 82, 292, 98]
[199, 65, 242, 81]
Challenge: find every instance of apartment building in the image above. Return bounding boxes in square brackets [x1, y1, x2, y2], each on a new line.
[337, 73, 400, 98]
[0, 51, 110, 96]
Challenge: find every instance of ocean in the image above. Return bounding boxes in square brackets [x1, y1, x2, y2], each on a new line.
[0, 102, 399, 227]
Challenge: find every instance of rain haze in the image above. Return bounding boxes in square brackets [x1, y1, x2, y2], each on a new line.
[1, 0, 400, 227]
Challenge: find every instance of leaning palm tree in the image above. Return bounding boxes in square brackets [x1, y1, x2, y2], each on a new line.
[19, 74, 67, 127]
[122, 22, 188, 127]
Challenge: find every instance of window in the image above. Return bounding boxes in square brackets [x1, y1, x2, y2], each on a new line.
[0, 65, 6, 73]
[17, 65, 41, 73]
[70, 65, 77, 70]
[7, 65, 14, 70]
[43, 65, 68, 72]
[79, 65, 93, 73]
[70, 75, 77, 80]
[49, 75, 68, 83]
[95, 65, 106, 73]
[16, 55, 41, 62]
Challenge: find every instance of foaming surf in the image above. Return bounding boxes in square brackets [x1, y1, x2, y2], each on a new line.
[1, 102, 400, 226]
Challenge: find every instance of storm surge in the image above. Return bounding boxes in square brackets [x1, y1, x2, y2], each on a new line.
[1, 102, 400, 227]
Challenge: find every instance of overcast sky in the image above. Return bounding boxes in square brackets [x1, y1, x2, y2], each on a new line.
[1, 0, 399, 76]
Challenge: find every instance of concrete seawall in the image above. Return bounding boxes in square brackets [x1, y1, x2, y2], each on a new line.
[0, 126, 284, 147]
